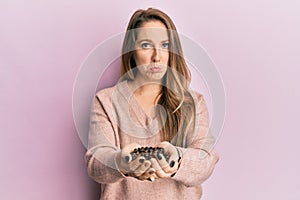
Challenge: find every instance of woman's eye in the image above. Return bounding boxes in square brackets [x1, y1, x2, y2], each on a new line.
[141, 43, 152, 49]
[162, 43, 169, 49]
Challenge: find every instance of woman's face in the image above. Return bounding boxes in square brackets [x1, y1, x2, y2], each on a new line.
[133, 20, 169, 82]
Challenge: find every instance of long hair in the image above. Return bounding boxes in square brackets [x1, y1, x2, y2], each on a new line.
[120, 8, 196, 146]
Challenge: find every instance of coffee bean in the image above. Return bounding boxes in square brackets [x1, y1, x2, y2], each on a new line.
[164, 152, 170, 162]
[129, 146, 166, 161]
[131, 153, 137, 160]
[144, 154, 150, 160]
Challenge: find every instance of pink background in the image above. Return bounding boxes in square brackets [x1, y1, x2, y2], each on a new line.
[1, 0, 299, 199]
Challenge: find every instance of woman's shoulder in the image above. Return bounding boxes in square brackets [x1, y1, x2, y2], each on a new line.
[95, 81, 128, 100]
[189, 90, 205, 103]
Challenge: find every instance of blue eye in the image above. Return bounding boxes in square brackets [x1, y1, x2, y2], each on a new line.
[141, 43, 152, 49]
[162, 42, 169, 49]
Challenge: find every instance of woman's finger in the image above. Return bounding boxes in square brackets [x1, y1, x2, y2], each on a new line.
[128, 156, 146, 172]
[150, 158, 172, 178]
[133, 160, 151, 177]
[156, 152, 177, 174]
[138, 167, 156, 180]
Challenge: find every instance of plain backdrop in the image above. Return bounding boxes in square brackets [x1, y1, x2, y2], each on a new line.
[1, 0, 299, 199]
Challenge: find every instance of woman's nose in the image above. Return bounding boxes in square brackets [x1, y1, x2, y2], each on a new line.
[152, 48, 161, 62]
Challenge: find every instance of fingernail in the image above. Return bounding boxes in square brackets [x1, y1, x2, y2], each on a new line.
[170, 160, 175, 167]
[139, 158, 145, 163]
[149, 171, 154, 175]
[157, 153, 162, 160]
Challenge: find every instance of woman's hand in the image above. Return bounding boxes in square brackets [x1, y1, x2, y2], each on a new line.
[149, 141, 182, 179]
[116, 143, 152, 180]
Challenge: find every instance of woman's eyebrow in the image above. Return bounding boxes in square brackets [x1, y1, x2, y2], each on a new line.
[138, 39, 152, 43]
[138, 39, 169, 43]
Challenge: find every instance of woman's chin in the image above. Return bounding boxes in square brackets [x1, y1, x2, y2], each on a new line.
[147, 72, 166, 80]
[147, 75, 165, 82]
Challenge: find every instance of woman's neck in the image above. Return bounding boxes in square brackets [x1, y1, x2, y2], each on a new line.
[128, 79, 162, 98]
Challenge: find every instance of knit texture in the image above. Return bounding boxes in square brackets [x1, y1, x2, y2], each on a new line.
[85, 80, 219, 200]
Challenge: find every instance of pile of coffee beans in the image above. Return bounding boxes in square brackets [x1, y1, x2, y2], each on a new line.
[129, 146, 170, 162]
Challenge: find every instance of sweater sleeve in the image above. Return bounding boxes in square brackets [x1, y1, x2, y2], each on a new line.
[171, 92, 219, 187]
[85, 94, 126, 184]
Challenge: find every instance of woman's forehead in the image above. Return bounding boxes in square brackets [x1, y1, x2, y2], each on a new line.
[136, 27, 169, 42]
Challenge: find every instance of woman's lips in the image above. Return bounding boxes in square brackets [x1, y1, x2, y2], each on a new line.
[150, 66, 161, 72]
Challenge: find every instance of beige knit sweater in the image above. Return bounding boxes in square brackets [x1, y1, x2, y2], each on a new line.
[85, 80, 219, 200]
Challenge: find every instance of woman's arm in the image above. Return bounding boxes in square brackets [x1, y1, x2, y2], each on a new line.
[85, 94, 151, 183]
[85, 95, 126, 184]
[171, 93, 220, 187]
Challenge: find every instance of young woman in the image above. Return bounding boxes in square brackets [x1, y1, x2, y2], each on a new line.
[85, 8, 219, 200]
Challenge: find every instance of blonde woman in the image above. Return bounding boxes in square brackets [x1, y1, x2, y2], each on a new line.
[85, 8, 219, 200]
